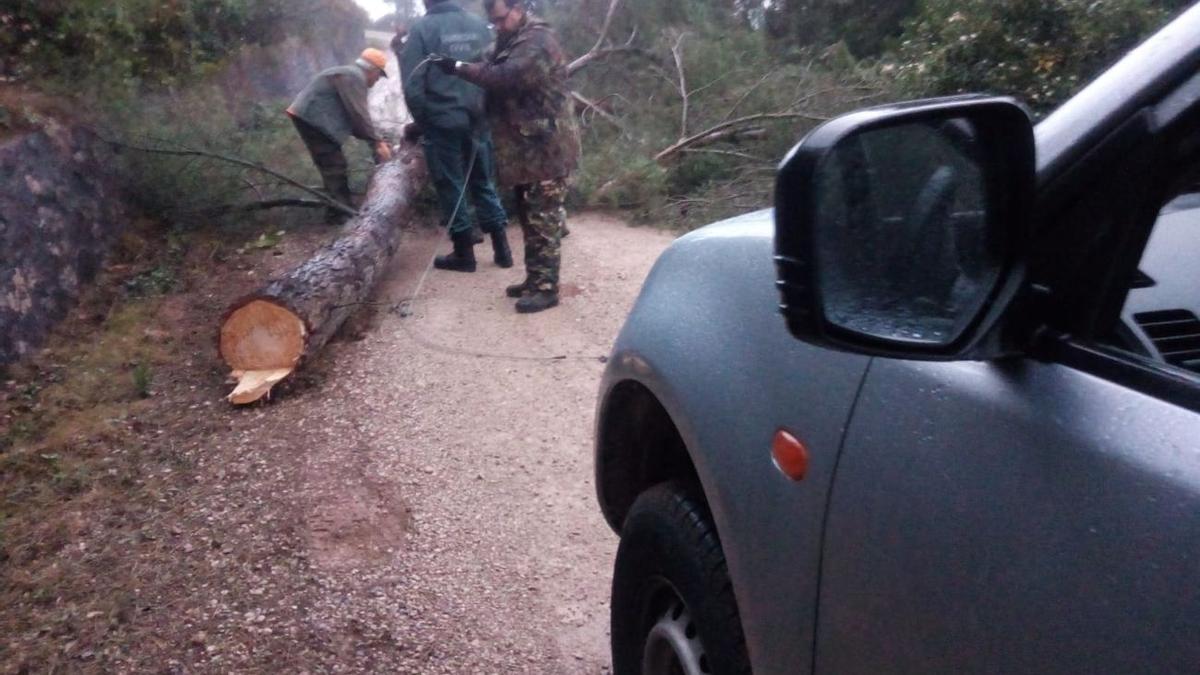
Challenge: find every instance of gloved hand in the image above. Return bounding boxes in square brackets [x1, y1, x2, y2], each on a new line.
[374, 141, 393, 164]
[428, 54, 459, 75]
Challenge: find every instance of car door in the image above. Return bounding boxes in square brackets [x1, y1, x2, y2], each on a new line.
[813, 107, 1200, 675]
[815, 355, 1200, 673]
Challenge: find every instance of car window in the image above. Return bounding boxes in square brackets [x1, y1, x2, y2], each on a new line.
[1115, 191, 1200, 374]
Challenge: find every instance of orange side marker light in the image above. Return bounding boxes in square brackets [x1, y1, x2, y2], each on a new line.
[772, 429, 810, 482]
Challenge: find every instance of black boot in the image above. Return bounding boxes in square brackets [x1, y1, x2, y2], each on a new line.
[325, 207, 352, 226]
[325, 195, 355, 225]
[505, 277, 533, 298]
[515, 290, 559, 314]
[434, 232, 477, 273]
[322, 174, 354, 225]
[491, 231, 514, 268]
[471, 226, 485, 245]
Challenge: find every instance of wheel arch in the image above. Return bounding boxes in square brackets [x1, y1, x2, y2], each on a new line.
[596, 379, 704, 533]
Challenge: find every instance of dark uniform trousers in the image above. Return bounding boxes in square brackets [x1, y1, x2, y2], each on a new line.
[291, 116, 352, 220]
[422, 126, 509, 237]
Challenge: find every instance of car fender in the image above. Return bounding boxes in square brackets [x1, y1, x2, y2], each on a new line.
[595, 210, 871, 674]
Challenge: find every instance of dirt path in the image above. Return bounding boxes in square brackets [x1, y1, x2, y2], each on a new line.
[222, 214, 673, 672]
[3, 212, 676, 673]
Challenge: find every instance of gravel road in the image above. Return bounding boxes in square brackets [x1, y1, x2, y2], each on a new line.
[1, 213, 678, 674]
[248, 214, 675, 672]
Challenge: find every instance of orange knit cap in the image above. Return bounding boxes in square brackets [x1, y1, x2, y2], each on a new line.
[359, 48, 389, 76]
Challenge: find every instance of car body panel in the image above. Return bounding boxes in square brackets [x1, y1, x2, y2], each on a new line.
[817, 357, 1200, 673]
[597, 6, 1200, 673]
[598, 211, 869, 674]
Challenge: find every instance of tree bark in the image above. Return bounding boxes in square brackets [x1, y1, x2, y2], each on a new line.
[218, 141, 427, 404]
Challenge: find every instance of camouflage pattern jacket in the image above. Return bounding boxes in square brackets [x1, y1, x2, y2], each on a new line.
[457, 15, 581, 188]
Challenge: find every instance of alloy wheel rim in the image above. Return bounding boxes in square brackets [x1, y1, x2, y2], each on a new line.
[641, 596, 708, 675]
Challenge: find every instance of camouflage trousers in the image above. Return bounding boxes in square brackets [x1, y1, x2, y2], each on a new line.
[515, 178, 568, 293]
[291, 116, 352, 221]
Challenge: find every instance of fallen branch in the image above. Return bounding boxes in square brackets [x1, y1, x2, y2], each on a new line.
[721, 69, 779, 123]
[670, 32, 690, 138]
[571, 91, 626, 131]
[682, 148, 772, 163]
[186, 198, 327, 217]
[568, 44, 650, 78]
[104, 136, 358, 217]
[678, 125, 767, 147]
[655, 111, 828, 165]
[567, 0, 645, 76]
[586, 0, 622, 57]
[241, 177, 266, 202]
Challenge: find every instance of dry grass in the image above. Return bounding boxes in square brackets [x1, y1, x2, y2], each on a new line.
[0, 223, 175, 670]
[0, 205, 358, 671]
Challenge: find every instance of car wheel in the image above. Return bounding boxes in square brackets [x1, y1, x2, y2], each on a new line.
[611, 482, 751, 675]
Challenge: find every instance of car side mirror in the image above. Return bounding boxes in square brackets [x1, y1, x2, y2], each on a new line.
[774, 97, 1035, 360]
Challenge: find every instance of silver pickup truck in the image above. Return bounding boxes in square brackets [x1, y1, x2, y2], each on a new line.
[594, 5, 1200, 675]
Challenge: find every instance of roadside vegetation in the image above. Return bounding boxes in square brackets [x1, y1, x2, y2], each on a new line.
[546, 0, 1191, 228]
[2, 0, 1190, 231]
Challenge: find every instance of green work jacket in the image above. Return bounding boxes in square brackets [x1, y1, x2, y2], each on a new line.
[401, 1, 492, 131]
[288, 65, 379, 144]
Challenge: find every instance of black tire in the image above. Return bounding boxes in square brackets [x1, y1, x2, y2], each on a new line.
[611, 482, 752, 675]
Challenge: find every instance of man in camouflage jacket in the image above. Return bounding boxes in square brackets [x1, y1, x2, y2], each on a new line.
[439, 0, 581, 314]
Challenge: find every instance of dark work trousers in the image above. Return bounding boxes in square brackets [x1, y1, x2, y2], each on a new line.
[422, 125, 508, 237]
[291, 116, 352, 222]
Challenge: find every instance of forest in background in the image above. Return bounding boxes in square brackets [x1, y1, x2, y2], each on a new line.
[1, 0, 1193, 229]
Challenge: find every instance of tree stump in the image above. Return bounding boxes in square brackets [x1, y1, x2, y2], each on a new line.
[219, 142, 427, 404]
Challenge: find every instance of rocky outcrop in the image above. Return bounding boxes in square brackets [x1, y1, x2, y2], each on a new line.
[0, 0, 369, 366]
[0, 122, 127, 365]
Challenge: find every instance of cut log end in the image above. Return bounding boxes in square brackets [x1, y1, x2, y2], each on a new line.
[228, 368, 294, 405]
[220, 299, 307, 404]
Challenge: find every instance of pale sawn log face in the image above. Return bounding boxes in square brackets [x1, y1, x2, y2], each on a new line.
[219, 143, 429, 379]
[219, 299, 307, 371]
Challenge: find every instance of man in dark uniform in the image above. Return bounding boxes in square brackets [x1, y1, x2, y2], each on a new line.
[435, 0, 581, 314]
[402, 0, 512, 273]
[287, 49, 392, 224]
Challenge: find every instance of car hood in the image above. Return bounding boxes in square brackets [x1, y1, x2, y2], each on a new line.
[679, 208, 775, 244]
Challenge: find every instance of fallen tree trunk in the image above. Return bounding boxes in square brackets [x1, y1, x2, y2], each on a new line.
[218, 141, 427, 404]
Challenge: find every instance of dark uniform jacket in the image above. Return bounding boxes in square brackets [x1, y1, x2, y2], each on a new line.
[458, 14, 581, 187]
[400, 1, 492, 132]
[287, 65, 379, 144]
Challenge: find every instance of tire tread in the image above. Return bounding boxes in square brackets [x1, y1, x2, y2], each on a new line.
[611, 482, 751, 675]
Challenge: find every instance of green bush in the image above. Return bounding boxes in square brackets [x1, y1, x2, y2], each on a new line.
[891, 0, 1185, 112]
[104, 87, 376, 229]
[561, 6, 894, 229]
[0, 0, 342, 91]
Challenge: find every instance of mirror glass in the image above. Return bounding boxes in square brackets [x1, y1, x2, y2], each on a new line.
[813, 118, 1004, 345]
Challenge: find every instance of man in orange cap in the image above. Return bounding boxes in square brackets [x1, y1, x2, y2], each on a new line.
[287, 48, 393, 224]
